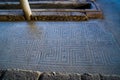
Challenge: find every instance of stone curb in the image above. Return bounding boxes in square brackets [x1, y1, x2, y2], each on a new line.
[0, 69, 120, 80]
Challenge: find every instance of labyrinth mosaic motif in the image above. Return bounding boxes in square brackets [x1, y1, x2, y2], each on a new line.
[0, 22, 120, 74]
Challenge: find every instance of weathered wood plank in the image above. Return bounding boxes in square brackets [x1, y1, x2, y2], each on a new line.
[0, 2, 91, 9]
[31, 9, 98, 12]
[0, 10, 25, 21]
[31, 11, 88, 21]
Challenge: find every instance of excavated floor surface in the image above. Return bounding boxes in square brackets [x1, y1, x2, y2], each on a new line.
[0, 0, 120, 75]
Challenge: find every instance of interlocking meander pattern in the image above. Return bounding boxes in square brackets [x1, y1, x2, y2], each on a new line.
[0, 21, 120, 74]
[0, 0, 120, 75]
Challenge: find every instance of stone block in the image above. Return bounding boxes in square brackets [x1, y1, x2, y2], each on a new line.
[0, 15, 25, 21]
[69, 73, 81, 80]
[86, 11, 103, 19]
[81, 73, 101, 80]
[0, 70, 6, 79]
[39, 72, 70, 80]
[2, 69, 41, 80]
[100, 75, 120, 80]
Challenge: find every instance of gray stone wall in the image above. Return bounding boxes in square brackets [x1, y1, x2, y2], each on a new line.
[0, 69, 120, 80]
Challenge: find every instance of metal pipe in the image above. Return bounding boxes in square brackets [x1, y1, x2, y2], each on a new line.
[20, 0, 32, 20]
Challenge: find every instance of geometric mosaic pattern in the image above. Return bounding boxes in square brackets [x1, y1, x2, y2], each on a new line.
[0, 0, 120, 75]
[0, 21, 120, 75]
